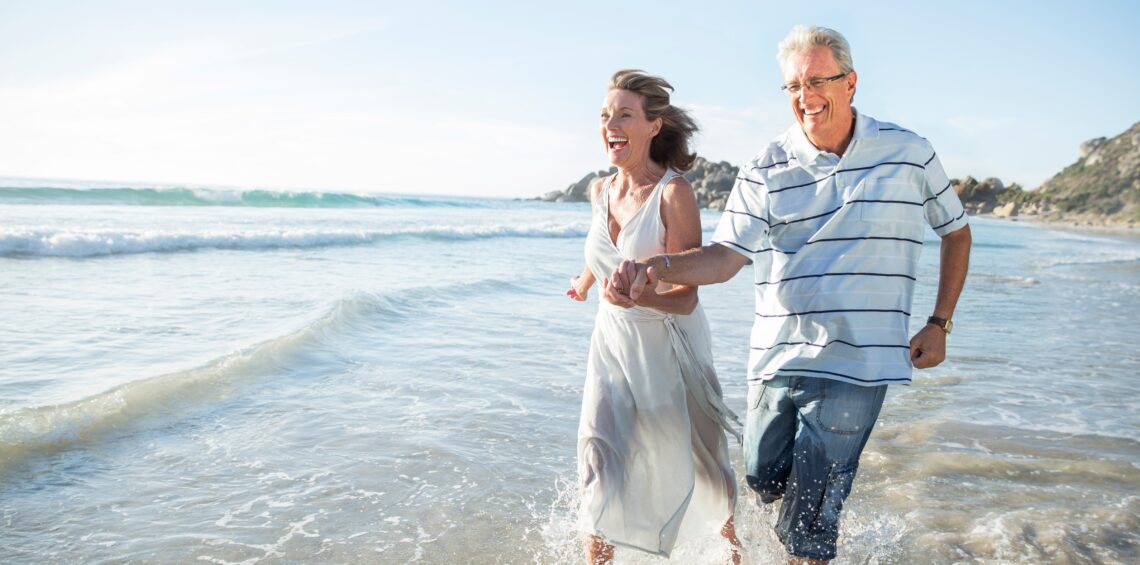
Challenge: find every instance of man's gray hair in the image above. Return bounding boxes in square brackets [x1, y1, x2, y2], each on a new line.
[777, 25, 854, 73]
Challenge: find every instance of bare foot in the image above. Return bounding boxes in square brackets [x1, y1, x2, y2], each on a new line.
[585, 534, 614, 565]
[722, 516, 742, 564]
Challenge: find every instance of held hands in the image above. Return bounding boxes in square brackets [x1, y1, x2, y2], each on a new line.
[601, 259, 657, 308]
[909, 323, 947, 369]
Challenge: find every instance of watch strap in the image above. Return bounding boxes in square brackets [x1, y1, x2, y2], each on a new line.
[927, 316, 952, 334]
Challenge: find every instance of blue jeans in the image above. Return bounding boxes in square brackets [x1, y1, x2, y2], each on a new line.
[744, 375, 887, 561]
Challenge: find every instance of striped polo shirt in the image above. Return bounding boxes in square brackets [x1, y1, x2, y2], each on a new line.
[711, 109, 968, 387]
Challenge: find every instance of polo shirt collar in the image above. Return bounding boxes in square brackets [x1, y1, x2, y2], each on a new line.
[851, 108, 878, 141]
[790, 107, 878, 164]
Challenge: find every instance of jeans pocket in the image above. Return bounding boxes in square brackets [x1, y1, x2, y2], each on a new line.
[748, 384, 767, 410]
[810, 460, 859, 536]
[815, 382, 885, 435]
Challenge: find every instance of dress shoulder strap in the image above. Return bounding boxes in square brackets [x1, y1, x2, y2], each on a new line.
[647, 168, 680, 206]
[653, 168, 681, 196]
[602, 172, 618, 193]
[592, 173, 618, 217]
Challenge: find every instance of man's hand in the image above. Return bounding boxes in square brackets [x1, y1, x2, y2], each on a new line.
[602, 259, 659, 308]
[614, 259, 658, 301]
[910, 324, 947, 369]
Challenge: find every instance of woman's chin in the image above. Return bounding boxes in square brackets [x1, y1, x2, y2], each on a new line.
[607, 149, 633, 168]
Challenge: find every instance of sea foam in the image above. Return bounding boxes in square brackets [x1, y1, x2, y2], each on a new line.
[0, 223, 589, 257]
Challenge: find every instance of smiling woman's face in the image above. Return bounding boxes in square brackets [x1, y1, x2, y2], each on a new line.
[599, 89, 660, 168]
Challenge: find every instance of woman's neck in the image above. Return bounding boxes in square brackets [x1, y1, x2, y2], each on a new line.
[616, 159, 666, 190]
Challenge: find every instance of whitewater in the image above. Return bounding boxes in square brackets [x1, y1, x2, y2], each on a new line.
[1, 183, 1138, 563]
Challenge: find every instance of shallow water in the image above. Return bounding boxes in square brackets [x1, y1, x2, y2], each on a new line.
[1, 186, 1138, 563]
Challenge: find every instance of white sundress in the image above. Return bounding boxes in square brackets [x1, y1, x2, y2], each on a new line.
[577, 169, 740, 556]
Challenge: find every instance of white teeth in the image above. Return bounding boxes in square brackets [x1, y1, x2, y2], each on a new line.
[802, 107, 824, 116]
[607, 136, 628, 143]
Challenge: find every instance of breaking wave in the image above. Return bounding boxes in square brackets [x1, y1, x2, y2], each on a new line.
[0, 223, 589, 258]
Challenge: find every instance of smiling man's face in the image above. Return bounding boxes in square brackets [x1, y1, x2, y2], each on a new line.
[781, 45, 858, 155]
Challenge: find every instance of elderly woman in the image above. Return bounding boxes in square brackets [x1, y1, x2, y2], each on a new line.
[566, 69, 741, 564]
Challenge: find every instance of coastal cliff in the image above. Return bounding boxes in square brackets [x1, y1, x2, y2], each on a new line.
[954, 120, 1139, 225]
[1034, 121, 1140, 223]
[539, 120, 1140, 226]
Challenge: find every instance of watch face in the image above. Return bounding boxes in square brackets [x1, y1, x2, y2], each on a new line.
[944, 320, 953, 334]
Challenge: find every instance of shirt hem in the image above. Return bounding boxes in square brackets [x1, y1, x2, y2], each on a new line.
[748, 371, 911, 387]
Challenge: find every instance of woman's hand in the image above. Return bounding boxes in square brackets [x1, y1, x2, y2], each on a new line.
[601, 277, 632, 307]
[566, 276, 588, 301]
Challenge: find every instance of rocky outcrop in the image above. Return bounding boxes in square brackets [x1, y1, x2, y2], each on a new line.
[682, 157, 738, 210]
[1036, 120, 1140, 223]
[536, 156, 739, 209]
[952, 176, 1053, 219]
[954, 176, 1008, 215]
[991, 201, 1019, 218]
[536, 167, 617, 203]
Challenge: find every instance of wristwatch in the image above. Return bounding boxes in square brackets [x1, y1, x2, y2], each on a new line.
[927, 316, 953, 334]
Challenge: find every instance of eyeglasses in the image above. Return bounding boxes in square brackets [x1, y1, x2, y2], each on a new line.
[780, 72, 848, 95]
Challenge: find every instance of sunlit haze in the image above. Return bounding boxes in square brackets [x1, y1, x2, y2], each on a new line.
[2, 0, 1138, 198]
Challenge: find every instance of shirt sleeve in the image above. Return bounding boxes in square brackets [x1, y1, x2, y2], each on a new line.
[921, 150, 969, 236]
[710, 163, 771, 258]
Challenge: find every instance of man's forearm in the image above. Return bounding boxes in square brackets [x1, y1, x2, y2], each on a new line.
[932, 225, 972, 319]
[647, 243, 748, 287]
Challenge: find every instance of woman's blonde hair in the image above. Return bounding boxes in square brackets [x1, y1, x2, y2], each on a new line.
[608, 69, 699, 172]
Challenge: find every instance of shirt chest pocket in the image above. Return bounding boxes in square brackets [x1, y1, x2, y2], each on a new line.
[769, 186, 818, 221]
[766, 168, 834, 222]
[856, 179, 923, 223]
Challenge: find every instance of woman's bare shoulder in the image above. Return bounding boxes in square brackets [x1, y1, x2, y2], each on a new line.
[661, 174, 696, 206]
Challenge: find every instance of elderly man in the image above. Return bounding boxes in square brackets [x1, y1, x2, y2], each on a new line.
[605, 25, 971, 563]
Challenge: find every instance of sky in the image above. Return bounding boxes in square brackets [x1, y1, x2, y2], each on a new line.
[1, 0, 1139, 198]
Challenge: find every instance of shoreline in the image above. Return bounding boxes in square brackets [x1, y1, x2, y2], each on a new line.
[976, 212, 1140, 242]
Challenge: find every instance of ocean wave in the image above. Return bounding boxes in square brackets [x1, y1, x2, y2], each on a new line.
[0, 185, 497, 209]
[0, 223, 589, 258]
[1042, 255, 1140, 269]
[0, 286, 508, 475]
[0, 313, 317, 476]
[970, 273, 1041, 285]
